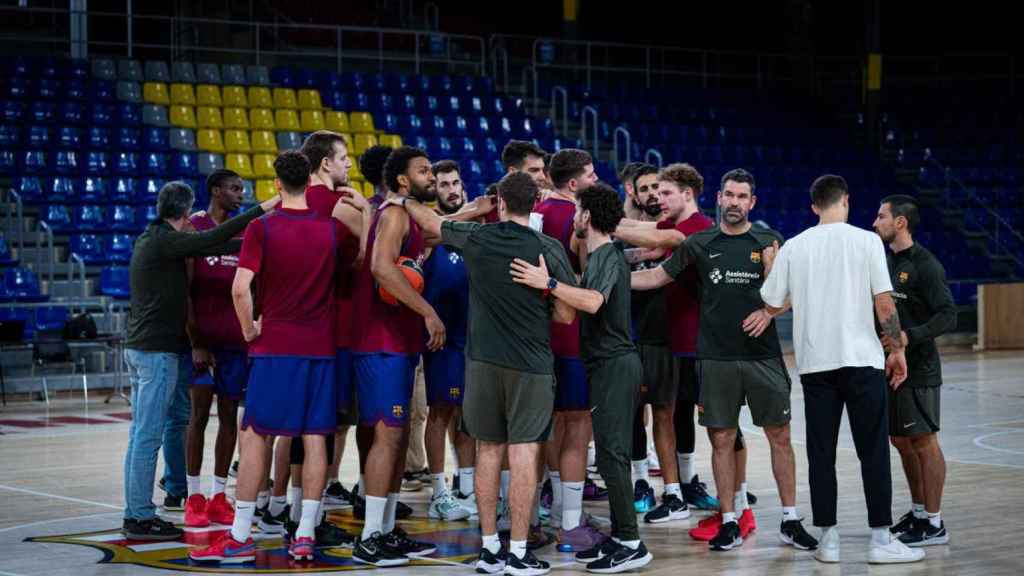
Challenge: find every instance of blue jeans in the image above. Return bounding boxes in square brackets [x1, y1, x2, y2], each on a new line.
[123, 350, 191, 520]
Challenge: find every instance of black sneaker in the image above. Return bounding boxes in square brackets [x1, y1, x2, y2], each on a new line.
[282, 518, 299, 544]
[352, 531, 409, 567]
[122, 517, 184, 541]
[397, 500, 414, 519]
[747, 491, 758, 506]
[382, 526, 436, 557]
[257, 505, 289, 534]
[890, 510, 917, 536]
[162, 494, 185, 512]
[324, 481, 352, 506]
[779, 519, 818, 550]
[574, 538, 621, 564]
[316, 519, 355, 548]
[643, 493, 690, 524]
[899, 519, 949, 547]
[585, 541, 653, 573]
[254, 502, 269, 519]
[353, 494, 366, 519]
[679, 475, 719, 510]
[475, 547, 507, 574]
[710, 521, 743, 551]
[504, 550, 550, 576]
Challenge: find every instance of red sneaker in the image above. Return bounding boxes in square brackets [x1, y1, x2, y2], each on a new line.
[739, 508, 757, 538]
[207, 493, 236, 525]
[689, 513, 722, 541]
[184, 494, 209, 528]
[188, 532, 256, 563]
[289, 536, 315, 560]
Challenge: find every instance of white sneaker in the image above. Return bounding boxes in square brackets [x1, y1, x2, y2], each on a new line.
[587, 443, 597, 474]
[455, 491, 478, 517]
[869, 537, 926, 564]
[814, 527, 840, 563]
[428, 491, 471, 521]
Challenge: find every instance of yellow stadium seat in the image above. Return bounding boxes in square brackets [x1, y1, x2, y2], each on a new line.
[169, 83, 196, 106]
[251, 130, 277, 153]
[363, 181, 377, 198]
[196, 84, 222, 107]
[223, 107, 249, 129]
[272, 87, 297, 109]
[249, 108, 275, 130]
[224, 129, 251, 153]
[340, 133, 353, 149]
[248, 86, 273, 108]
[325, 111, 349, 133]
[169, 105, 197, 129]
[353, 133, 378, 156]
[274, 109, 300, 132]
[222, 85, 248, 108]
[379, 134, 402, 148]
[143, 82, 169, 105]
[349, 112, 375, 133]
[253, 154, 276, 178]
[197, 129, 225, 153]
[255, 179, 277, 202]
[225, 153, 254, 179]
[300, 110, 325, 132]
[348, 161, 364, 182]
[297, 89, 323, 110]
[197, 106, 223, 129]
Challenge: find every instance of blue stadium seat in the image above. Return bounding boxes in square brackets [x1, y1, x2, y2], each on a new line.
[173, 152, 199, 178]
[136, 178, 162, 204]
[450, 115, 469, 137]
[108, 204, 138, 231]
[113, 152, 139, 176]
[27, 125, 51, 148]
[62, 59, 89, 80]
[4, 56, 31, 77]
[80, 177, 108, 203]
[65, 80, 87, 102]
[403, 114, 423, 134]
[429, 115, 447, 136]
[91, 103, 114, 126]
[318, 70, 342, 92]
[2, 101, 23, 123]
[115, 102, 141, 125]
[35, 306, 68, 332]
[53, 150, 79, 175]
[110, 177, 135, 203]
[41, 204, 73, 231]
[143, 126, 169, 150]
[87, 126, 111, 149]
[139, 204, 158, 223]
[106, 234, 133, 264]
[0, 151, 14, 175]
[36, 58, 58, 79]
[472, 117, 491, 138]
[142, 152, 168, 175]
[423, 95, 440, 114]
[91, 80, 115, 102]
[35, 78, 60, 100]
[351, 92, 370, 111]
[58, 126, 82, 148]
[368, 74, 387, 93]
[482, 137, 499, 157]
[13, 177, 43, 202]
[0, 125, 18, 148]
[73, 205, 105, 232]
[455, 137, 476, 158]
[322, 90, 346, 110]
[21, 150, 47, 174]
[100, 267, 130, 299]
[48, 177, 77, 203]
[371, 93, 394, 115]
[410, 135, 430, 152]
[0, 235, 17, 266]
[341, 72, 365, 92]
[269, 67, 295, 88]
[85, 151, 109, 176]
[381, 114, 402, 134]
[399, 94, 418, 114]
[116, 127, 141, 150]
[4, 77, 31, 99]
[465, 159, 484, 180]
[30, 101, 56, 124]
[294, 68, 317, 89]
[390, 74, 412, 94]
[3, 266, 48, 302]
[445, 96, 462, 115]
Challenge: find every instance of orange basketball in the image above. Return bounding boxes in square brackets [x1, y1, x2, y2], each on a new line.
[378, 256, 425, 306]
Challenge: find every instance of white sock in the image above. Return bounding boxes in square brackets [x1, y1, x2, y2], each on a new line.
[212, 475, 228, 496]
[550, 471, 563, 514]
[664, 482, 682, 499]
[459, 467, 475, 496]
[631, 459, 648, 483]
[912, 503, 926, 519]
[782, 506, 799, 522]
[722, 511, 737, 525]
[269, 495, 287, 517]
[509, 539, 527, 560]
[872, 527, 891, 546]
[382, 492, 399, 534]
[186, 475, 201, 497]
[618, 539, 640, 550]
[297, 499, 319, 538]
[431, 473, 448, 497]
[499, 470, 511, 501]
[482, 533, 501, 554]
[928, 511, 941, 528]
[288, 485, 303, 506]
[562, 481, 584, 529]
[256, 490, 269, 509]
[734, 488, 748, 512]
[289, 496, 302, 524]
[677, 452, 695, 482]
[361, 495, 387, 540]
[230, 500, 255, 542]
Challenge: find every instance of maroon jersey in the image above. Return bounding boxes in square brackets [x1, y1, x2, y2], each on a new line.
[306, 184, 359, 349]
[657, 212, 714, 355]
[534, 197, 581, 359]
[189, 212, 245, 349]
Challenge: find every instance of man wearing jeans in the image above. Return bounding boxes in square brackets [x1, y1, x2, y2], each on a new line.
[759, 175, 923, 565]
[122, 181, 278, 541]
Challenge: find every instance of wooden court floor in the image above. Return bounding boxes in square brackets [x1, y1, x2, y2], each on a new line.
[1, 350, 1022, 575]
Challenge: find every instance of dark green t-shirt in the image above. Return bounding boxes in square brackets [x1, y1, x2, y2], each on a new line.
[580, 242, 637, 364]
[441, 220, 577, 374]
[662, 224, 784, 360]
[622, 240, 670, 345]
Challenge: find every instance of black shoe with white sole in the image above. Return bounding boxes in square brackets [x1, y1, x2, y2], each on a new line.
[162, 494, 185, 512]
[899, 520, 949, 547]
[779, 519, 818, 550]
[382, 527, 436, 557]
[890, 510, 917, 536]
[256, 505, 289, 534]
[585, 541, 653, 574]
[504, 550, 550, 576]
[643, 493, 690, 524]
[474, 547, 506, 574]
[316, 520, 355, 548]
[352, 532, 409, 567]
[575, 538, 621, 564]
[709, 521, 743, 551]
[323, 481, 352, 506]
[122, 517, 184, 541]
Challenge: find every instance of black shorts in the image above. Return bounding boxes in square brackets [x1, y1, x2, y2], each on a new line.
[638, 343, 675, 407]
[889, 385, 940, 437]
[676, 356, 699, 405]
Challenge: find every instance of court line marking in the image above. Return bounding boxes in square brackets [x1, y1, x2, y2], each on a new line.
[0, 569, 28, 576]
[0, 511, 120, 535]
[0, 483, 122, 510]
[973, 430, 1024, 456]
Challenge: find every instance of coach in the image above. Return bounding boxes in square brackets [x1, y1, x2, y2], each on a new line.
[121, 181, 278, 541]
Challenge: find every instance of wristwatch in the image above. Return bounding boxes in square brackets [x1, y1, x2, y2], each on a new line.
[547, 277, 558, 291]
[399, 196, 409, 207]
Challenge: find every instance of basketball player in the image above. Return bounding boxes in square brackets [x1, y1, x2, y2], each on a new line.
[760, 175, 923, 564]
[613, 163, 718, 522]
[873, 195, 955, 547]
[502, 140, 549, 189]
[189, 150, 360, 562]
[631, 169, 818, 552]
[182, 169, 246, 529]
[512, 182, 655, 573]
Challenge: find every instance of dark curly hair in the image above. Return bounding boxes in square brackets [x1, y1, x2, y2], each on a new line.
[578, 182, 624, 235]
[360, 145, 394, 189]
[383, 146, 429, 194]
[274, 150, 311, 195]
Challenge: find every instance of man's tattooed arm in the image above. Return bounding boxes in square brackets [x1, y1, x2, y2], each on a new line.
[874, 292, 905, 351]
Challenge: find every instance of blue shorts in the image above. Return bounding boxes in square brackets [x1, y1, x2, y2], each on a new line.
[554, 356, 589, 411]
[242, 357, 337, 437]
[190, 349, 248, 401]
[336, 348, 355, 414]
[354, 353, 417, 428]
[424, 347, 465, 407]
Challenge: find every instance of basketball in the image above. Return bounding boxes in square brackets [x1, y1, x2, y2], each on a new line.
[378, 256, 425, 306]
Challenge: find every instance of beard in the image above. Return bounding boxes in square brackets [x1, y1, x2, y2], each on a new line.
[722, 209, 747, 225]
[642, 200, 662, 218]
[439, 195, 464, 215]
[876, 228, 896, 243]
[574, 224, 587, 239]
[409, 182, 437, 202]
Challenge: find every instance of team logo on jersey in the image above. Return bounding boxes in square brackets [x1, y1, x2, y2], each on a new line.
[709, 268, 723, 284]
[750, 251, 761, 263]
[206, 256, 219, 266]
[449, 387, 461, 399]
[393, 405, 404, 417]
[899, 271, 909, 283]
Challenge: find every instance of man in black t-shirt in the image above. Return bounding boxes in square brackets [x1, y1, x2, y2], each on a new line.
[632, 169, 818, 554]
[512, 183, 654, 573]
[873, 195, 956, 548]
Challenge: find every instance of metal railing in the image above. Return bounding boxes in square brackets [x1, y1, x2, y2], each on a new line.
[580, 106, 599, 158]
[550, 86, 569, 137]
[644, 148, 664, 168]
[67, 253, 88, 306]
[2, 190, 26, 256]
[36, 221, 55, 288]
[491, 46, 509, 92]
[612, 126, 632, 173]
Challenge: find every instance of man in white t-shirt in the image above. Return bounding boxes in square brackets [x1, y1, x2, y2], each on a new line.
[759, 175, 924, 566]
